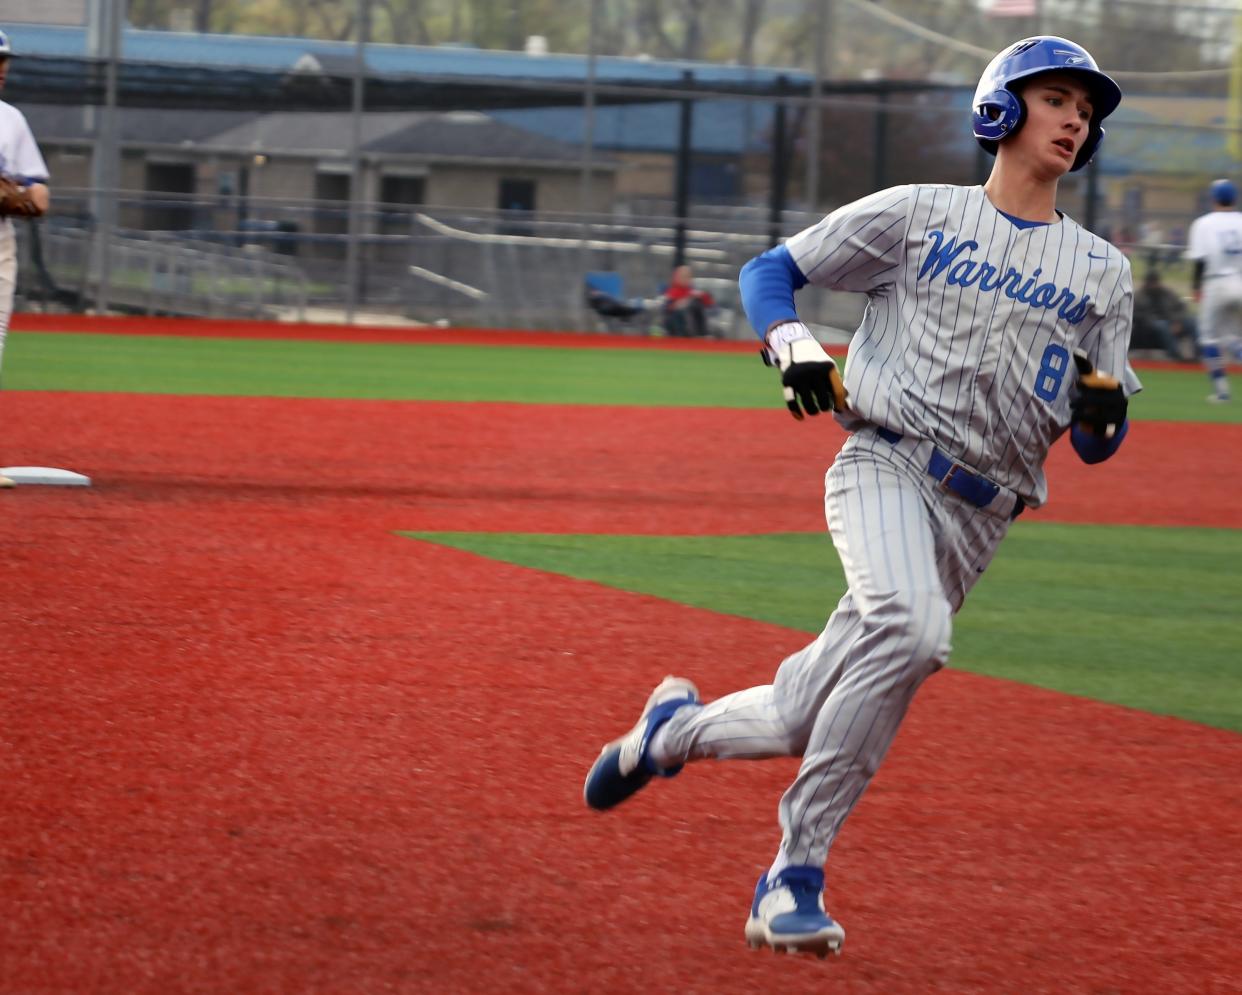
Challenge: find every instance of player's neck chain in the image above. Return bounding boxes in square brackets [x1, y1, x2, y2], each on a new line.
[918, 229, 1092, 325]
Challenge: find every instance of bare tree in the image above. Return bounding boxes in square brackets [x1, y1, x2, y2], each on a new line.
[128, 0, 154, 28]
[680, 0, 708, 60]
[375, 0, 431, 45]
[123, 0, 1241, 78]
[634, 0, 676, 58]
[738, 0, 765, 67]
[193, 0, 213, 32]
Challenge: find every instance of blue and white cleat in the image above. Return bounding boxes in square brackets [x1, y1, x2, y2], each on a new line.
[583, 675, 700, 811]
[745, 865, 845, 958]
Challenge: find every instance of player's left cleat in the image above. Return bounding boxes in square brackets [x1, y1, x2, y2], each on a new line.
[745, 865, 845, 958]
[583, 675, 700, 811]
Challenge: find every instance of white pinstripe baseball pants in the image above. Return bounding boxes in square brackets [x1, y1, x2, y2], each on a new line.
[653, 428, 1015, 871]
[1200, 274, 1242, 342]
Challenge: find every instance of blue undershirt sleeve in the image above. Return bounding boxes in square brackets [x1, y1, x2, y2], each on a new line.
[1070, 418, 1128, 464]
[739, 245, 809, 341]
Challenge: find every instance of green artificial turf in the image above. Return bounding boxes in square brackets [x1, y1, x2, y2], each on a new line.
[7, 332, 1241, 423]
[1131, 366, 1242, 421]
[406, 525, 1242, 732]
[3, 334, 775, 405]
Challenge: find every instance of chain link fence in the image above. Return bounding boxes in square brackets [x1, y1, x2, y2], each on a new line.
[15, 187, 869, 337]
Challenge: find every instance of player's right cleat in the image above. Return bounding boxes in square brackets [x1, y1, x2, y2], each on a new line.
[745, 865, 845, 958]
[1207, 393, 1232, 403]
[583, 675, 699, 811]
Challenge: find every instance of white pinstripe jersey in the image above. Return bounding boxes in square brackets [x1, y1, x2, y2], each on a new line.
[785, 183, 1140, 507]
[1185, 209, 1242, 279]
[0, 100, 50, 237]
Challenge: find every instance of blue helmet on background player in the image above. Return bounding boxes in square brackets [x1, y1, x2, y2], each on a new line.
[0, 29, 11, 57]
[1210, 178, 1237, 207]
[972, 36, 1122, 172]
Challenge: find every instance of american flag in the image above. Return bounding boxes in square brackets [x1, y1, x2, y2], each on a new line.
[984, 0, 1039, 16]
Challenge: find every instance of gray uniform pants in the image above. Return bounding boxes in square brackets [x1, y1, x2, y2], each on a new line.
[656, 427, 1018, 870]
[0, 222, 15, 373]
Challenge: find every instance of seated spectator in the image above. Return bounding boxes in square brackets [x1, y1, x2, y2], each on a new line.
[1132, 268, 1198, 362]
[584, 272, 648, 333]
[661, 264, 716, 337]
[586, 286, 645, 321]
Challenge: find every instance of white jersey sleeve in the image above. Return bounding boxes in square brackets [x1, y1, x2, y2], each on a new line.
[784, 185, 912, 294]
[0, 101, 50, 183]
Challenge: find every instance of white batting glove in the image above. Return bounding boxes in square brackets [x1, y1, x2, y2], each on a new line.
[767, 322, 848, 420]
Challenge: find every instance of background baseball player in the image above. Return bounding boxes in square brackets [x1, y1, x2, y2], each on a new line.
[584, 36, 1139, 957]
[0, 27, 51, 488]
[1184, 177, 1242, 403]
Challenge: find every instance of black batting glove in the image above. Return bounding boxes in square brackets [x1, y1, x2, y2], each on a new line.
[764, 331, 848, 420]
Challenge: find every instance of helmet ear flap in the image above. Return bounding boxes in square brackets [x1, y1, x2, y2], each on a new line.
[972, 88, 1025, 146]
[1072, 125, 1104, 172]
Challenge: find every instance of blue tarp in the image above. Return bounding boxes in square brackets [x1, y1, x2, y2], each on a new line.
[7, 23, 811, 86]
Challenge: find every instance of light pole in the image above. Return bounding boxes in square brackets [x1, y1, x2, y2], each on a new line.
[345, 0, 371, 324]
[88, 0, 122, 315]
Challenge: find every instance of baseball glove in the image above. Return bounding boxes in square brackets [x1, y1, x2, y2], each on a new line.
[0, 176, 43, 218]
[1071, 349, 1127, 438]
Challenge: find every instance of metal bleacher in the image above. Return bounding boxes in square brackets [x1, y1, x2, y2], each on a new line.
[17, 218, 308, 321]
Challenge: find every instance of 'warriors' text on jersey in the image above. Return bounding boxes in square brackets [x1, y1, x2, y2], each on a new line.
[785, 183, 1140, 506]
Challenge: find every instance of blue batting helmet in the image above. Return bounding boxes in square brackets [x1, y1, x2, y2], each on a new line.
[1210, 178, 1237, 207]
[972, 36, 1122, 172]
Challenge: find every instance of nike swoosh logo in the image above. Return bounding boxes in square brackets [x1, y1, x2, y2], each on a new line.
[1087, 251, 1109, 260]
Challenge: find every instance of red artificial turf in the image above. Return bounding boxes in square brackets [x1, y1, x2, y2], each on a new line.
[2, 329, 1240, 993]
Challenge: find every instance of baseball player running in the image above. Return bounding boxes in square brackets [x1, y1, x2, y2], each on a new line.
[0, 27, 50, 488]
[584, 36, 1139, 957]
[1185, 178, 1242, 402]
